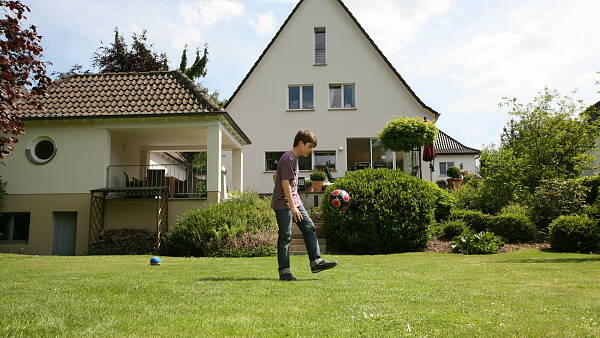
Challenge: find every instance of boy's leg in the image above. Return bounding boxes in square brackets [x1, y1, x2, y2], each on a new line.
[274, 209, 293, 276]
[296, 205, 338, 273]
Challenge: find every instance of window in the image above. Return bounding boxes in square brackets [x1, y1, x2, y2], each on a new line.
[288, 85, 314, 110]
[314, 27, 326, 65]
[26, 136, 57, 164]
[329, 84, 355, 109]
[314, 151, 336, 170]
[0, 213, 30, 243]
[265, 152, 312, 171]
[346, 138, 419, 175]
[439, 162, 455, 176]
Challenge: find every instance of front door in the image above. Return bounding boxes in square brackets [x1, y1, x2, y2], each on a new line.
[52, 212, 77, 255]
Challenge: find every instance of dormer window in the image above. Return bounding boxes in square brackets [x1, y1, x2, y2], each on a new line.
[314, 27, 326, 65]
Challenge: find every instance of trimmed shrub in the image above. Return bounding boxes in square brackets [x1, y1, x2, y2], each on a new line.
[89, 229, 156, 255]
[491, 213, 536, 243]
[436, 220, 468, 241]
[548, 215, 600, 253]
[450, 209, 494, 233]
[530, 179, 588, 229]
[322, 168, 437, 254]
[451, 231, 504, 255]
[378, 117, 438, 152]
[162, 192, 277, 257]
[427, 182, 457, 222]
[310, 171, 327, 182]
[209, 229, 277, 257]
[447, 166, 461, 179]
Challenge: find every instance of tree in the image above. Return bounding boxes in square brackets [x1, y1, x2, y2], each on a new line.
[178, 44, 227, 108]
[378, 117, 438, 153]
[0, 0, 51, 159]
[92, 28, 168, 73]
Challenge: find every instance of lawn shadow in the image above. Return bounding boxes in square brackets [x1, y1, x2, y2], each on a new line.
[197, 277, 319, 282]
[495, 256, 600, 264]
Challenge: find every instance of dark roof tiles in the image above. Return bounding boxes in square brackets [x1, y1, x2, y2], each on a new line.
[434, 130, 480, 155]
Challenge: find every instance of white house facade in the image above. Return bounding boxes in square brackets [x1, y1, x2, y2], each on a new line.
[224, 0, 440, 193]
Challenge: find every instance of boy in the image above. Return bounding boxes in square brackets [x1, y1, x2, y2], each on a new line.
[272, 129, 337, 281]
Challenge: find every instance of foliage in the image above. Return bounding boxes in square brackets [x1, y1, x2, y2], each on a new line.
[436, 179, 447, 188]
[179, 44, 208, 80]
[577, 174, 600, 205]
[426, 182, 457, 222]
[491, 213, 537, 243]
[162, 192, 277, 257]
[378, 117, 438, 153]
[0, 0, 51, 158]
[322, 168, 437, 254]
[89, 229, 156, 255]
[310, 171, 326, 182]
[446, 166, 461, 179]
[450, 209, 495, 233]
[435, 220, 468, 241]
[498, 203, 532, 217]
[305, 179, 312, 187]
[529, 178, 588, 229]
[208, 229, 277, 257]
[499, 88, 599, 191]
[92, 28, 168, 73]
[451, 231, 504, 255]
[548, 215, 600, 253]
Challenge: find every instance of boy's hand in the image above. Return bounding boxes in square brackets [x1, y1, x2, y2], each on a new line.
[291, 206, 303, 222]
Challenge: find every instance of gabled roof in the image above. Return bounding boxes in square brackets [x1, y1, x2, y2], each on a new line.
[434, 130, 480, 155]
[18, 70, 251, 144]
[224, 0, 440, 120]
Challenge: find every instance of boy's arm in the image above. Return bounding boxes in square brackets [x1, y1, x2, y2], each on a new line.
[282, 179, 303, 222]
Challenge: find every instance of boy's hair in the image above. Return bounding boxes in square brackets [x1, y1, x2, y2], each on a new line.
[293, 129, 318, 147]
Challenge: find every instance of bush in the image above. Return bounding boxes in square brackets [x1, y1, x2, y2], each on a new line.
[322, 168, 437, 254]
[530, 179, 588, 229]
[162, 192, 277, 257]
[451, 231, 504, 255]
[89, 229, 156, 255]
[310, 171, 327, 182]
[427, 182, 457, 222]
[578, 174, 600, 205]
[491, 213, 536, 243]
[436, 179, 447, 188]
[498, 204, 531, 217]
[548, 215, 600, 253]
[447, 166, 461, 179]
[450, 209, 495, 233]
[378, 117, 438, 152]
[435, 220, 468, 241]
[209, 229, 277, 257]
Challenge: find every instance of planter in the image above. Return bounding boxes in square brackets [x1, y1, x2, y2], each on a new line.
[312, 180, 324, 192]
[446, 177, 463, 189]
[306, 185, 314, 193]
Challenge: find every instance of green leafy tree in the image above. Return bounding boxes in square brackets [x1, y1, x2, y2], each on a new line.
[178, 44, 226, 107]
[378, 117, 438, 153]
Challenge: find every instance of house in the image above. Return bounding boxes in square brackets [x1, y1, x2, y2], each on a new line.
[223, 0, 440, 194]
[424, 130, 480, 183]
[0, 71, 250, 255]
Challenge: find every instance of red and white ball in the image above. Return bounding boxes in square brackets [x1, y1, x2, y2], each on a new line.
[328, 189, 351, 211]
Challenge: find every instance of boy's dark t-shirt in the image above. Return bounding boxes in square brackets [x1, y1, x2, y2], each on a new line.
[272, 151, 303, 210]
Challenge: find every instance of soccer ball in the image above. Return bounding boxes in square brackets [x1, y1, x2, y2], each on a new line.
[328, 189, 351, 211]
[150, 256, 161, 266]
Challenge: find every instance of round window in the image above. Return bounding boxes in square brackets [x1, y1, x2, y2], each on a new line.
[26, 136, 57, 165]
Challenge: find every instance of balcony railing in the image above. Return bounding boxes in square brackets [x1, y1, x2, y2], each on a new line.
[106, 163, 207, 199]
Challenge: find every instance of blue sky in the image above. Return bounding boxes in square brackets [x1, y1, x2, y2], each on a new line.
[24, 0, 600, 149]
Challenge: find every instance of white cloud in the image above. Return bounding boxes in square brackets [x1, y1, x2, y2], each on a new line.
[180, 0, 246, 27]
[249, 11, 277, 36]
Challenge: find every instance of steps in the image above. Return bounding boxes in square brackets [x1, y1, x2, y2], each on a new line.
[289, 221, 327, 253]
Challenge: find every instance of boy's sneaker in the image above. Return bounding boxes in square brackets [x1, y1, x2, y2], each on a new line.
[311, 259, 338, 273]
[279, 273, 297, 281]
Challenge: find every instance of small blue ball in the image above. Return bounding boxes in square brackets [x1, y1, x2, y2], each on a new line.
[150, 256, 161, 265]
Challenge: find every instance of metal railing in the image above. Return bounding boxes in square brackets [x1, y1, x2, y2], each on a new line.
[106, 163, 207, 199]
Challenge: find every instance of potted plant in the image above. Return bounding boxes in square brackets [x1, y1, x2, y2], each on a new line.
[310, 171, 326, 192]
[305, 179, 313, 193]
[446, 166, 462, 189]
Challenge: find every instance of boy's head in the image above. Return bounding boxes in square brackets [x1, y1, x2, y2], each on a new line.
[293, 129, 317, 157]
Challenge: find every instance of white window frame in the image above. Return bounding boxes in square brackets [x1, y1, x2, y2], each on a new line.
[287, 84, 315, 111]
[329, 83, 357, 110]
[314, 26, 327, 66]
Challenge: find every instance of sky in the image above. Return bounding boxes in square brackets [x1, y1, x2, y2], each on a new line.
[22, 0, 600, 149]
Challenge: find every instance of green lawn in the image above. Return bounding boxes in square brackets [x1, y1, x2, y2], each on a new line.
[1, 250, 599, 337]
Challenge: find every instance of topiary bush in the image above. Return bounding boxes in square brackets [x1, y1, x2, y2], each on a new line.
[451, 231, 504, 255]
[435, 220, 468, 241]
[450, 209, 495, 233]
[378, 117, 438, 152]
[446, 166, 461, 179]
[89, 229, 156, 255]
[548, 215, 600, 253]
[530, 179, 588, 229]
[491, 213, 536, 243]
[322, 168, 437, 254]
[162, 192, 277, 257]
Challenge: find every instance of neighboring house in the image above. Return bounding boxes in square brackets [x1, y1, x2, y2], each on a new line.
[223, 0, 441, 194]
[0, 71, 250, 255]
[424, 130, 480, 183]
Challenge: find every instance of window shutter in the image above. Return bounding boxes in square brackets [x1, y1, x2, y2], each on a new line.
[315, 27, 326, 64]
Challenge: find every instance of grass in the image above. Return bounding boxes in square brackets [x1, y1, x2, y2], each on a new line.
[1, 250, 599, 337]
